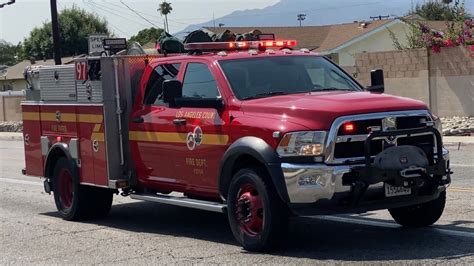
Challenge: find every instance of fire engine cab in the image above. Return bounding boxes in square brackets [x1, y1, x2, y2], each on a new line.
[22, 35, 451, 251]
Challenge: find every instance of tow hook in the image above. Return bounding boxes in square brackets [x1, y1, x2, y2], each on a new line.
[43, 179, 52, 194]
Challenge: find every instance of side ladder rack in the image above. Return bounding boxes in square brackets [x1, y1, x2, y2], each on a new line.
[130, 193, 226, 213]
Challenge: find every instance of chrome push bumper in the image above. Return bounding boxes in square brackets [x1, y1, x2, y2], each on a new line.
[282, 147, 450, 205]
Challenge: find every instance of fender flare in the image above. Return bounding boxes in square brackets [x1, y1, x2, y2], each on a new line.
[43, 143, 77, 183]
[218, 136, 289, 203]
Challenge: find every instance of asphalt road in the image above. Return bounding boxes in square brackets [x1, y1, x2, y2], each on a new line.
[1, 140, 473, 264]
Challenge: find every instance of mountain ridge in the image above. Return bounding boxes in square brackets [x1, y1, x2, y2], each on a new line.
[177, 0, 474, 36]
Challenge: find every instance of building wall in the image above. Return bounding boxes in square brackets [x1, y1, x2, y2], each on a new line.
[0, 79, 27, 91]
[0, 95, 24, 122]
[354, 47, 474, 117]
[336, 22, 410, 67]
[429, 47, 474, 117]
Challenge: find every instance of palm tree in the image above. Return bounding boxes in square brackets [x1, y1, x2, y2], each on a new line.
[158, 1, 172, 33]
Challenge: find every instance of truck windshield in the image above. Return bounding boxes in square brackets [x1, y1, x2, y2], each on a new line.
[219, 56, 362, 100]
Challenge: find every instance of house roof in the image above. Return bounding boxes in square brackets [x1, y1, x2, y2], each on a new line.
[421, 21, 449, 32]
[2, 57, 75, 81]
[205, 19, 395, 53]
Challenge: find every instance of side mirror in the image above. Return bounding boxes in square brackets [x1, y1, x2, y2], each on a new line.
[367, 69, 385, 93]
[162, 80, 182, 108]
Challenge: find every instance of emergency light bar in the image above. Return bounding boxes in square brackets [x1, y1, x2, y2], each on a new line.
[184, 40, 297, 52]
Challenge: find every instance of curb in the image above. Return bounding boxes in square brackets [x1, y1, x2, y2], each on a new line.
[443, 136, 474, 145]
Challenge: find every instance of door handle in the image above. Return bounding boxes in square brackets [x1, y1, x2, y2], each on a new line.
[173, 119, 187, 126]
[132, 116, 144, 123]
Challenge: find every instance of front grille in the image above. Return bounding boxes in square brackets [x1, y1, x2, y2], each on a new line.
[332, 114, 433, 161]
[334, 139, 383, 158]
[337, 116, 427, 136]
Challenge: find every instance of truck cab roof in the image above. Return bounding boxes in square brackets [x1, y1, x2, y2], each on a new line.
[149, 49, 319, 66]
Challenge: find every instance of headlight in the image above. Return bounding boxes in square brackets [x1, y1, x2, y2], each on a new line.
[276, 131, 327, 157]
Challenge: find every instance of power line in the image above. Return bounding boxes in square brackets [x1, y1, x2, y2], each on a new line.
[100, 0, 175, 27]
[0, 0, 15, 9]
[84, 0, 150, 27]
[119, 0, 160, 28]
[82, 1, 138, 37]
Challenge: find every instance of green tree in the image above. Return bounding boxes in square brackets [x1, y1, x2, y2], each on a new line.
[0, 40, 22, 66]
[414, 0, 469, 21]
[129, 28, 164, 45]
[22, 7, 110, 60]
[158, 1, 173, 32]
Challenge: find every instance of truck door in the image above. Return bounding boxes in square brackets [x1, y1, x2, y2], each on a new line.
[172, 62, 229, 194]
[129, 62, 189, 190]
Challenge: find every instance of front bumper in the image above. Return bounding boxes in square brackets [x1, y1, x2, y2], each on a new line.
[282, 147, 450, 215]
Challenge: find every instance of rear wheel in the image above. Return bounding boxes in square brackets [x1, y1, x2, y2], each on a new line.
[52, 157, 113, 220]
[227, 168, 289, 251]
[389, 190, 446, 227]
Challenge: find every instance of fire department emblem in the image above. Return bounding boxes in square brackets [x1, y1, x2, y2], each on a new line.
[24, 134, 30, 146]
[92, 140, 99, 153]
[55, 111, 61, 122]
[186, 126, 203, 151]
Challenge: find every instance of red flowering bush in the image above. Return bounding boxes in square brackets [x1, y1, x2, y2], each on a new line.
[415, 18, 473, 53]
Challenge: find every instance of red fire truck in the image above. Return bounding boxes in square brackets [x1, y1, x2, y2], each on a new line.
[22, 37, 451, 251]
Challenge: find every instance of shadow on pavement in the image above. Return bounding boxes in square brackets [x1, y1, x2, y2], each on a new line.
[42, 201, 474, 261]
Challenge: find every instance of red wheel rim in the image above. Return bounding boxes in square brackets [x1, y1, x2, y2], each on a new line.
[58, 168, 73, 209]
[235, 183, 264, 237]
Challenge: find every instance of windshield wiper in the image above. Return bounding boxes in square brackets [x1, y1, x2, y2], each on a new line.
[242, 91, 290, 100]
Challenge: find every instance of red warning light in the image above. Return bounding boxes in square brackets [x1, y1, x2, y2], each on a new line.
[343, 123, 355, 134]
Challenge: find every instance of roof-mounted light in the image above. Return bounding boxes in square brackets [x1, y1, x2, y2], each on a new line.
[184, 39, 297, 52]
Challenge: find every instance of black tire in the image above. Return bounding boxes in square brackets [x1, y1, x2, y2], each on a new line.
[389, 190, 446, 227]
[52, 157, 113, 220]
[88, 187, 114, 218]
[227, 167, 289, 251]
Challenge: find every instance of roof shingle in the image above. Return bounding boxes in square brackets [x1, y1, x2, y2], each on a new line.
[205, 19, 395, 52]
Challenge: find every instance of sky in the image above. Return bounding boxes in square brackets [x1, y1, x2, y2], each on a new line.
[0, 0, 279, 44]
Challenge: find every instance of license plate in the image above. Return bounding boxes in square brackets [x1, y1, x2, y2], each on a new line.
[384, 183, 411, 197]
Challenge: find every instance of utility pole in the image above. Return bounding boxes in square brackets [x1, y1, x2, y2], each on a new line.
[297, 14, 306, 27]
[50, 0, 61, 65]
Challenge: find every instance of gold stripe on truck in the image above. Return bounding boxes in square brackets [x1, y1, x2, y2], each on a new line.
[78, 114, 103, 123]
[22, 112, 40, 121]
[22, 112, 103, 124]
[129, 131, 229, 146]
[91, 133, 105, 142]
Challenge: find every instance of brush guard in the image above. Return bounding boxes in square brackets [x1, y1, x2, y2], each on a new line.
[348, 126, 451, 206]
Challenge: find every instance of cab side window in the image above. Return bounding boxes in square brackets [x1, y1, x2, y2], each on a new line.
[182, 63, 220, 98]
[143, 63, 181, 105]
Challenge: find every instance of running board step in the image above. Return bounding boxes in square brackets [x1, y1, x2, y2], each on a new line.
[130, 194, 226, 213]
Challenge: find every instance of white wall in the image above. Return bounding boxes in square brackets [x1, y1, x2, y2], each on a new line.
[336, 22, 410, 66]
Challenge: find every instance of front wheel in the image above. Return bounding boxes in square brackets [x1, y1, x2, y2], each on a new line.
[389, 190, 446, 227]
[227, 168, 289, 251]
[52, 157, 113, 220]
